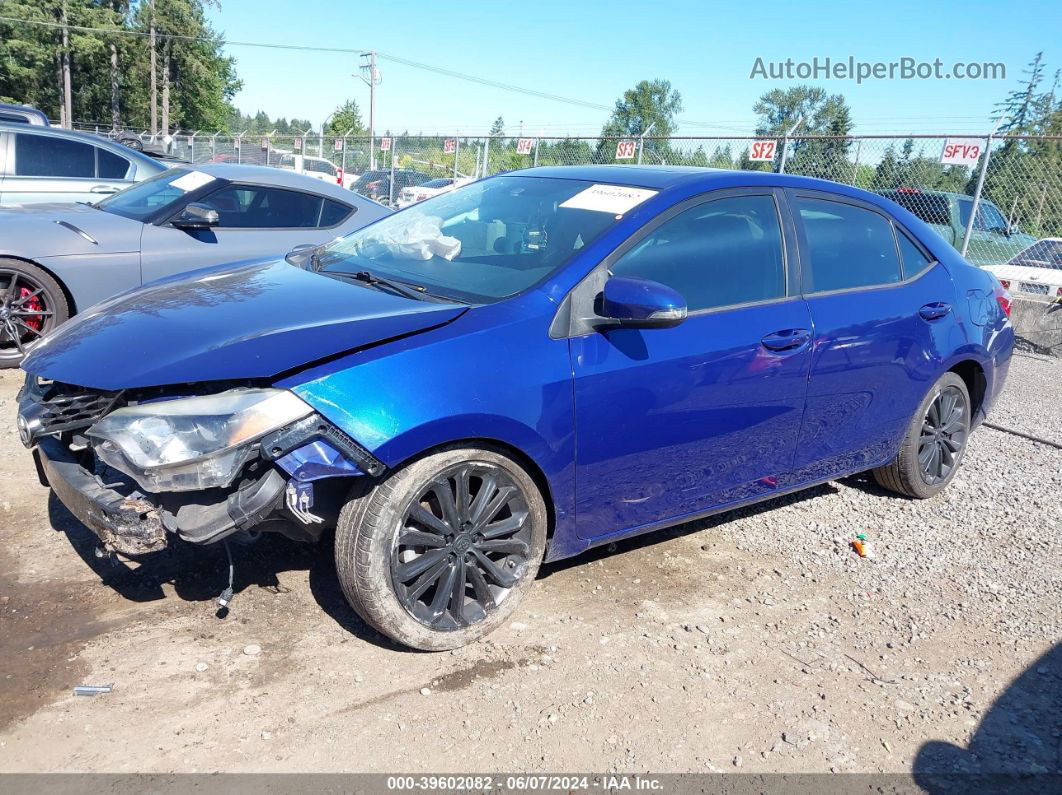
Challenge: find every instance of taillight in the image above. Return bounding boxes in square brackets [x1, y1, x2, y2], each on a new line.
[994, 284, 1012, 318]
[999, 279, 1010, 289]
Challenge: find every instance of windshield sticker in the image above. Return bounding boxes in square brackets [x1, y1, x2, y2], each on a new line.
[170, 170, 216, 192]
[559, 184, 658, 215]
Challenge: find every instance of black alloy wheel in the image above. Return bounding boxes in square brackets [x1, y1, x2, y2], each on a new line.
[389, 462, 533, 631]
[918, 384, 969, 485]
[0, 264, 66, 366]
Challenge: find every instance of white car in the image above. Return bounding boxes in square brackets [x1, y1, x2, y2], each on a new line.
[395, 177, 472, 208]
[985, 238, 1062, 301]
[277, 153, 345, 187]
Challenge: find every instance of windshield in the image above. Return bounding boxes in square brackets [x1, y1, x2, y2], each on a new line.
[318, 176, 646, 303]
[1012, 239, 1062, 269]
[95, 168, 216, 221]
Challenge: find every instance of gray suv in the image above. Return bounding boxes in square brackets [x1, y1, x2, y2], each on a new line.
[0, 124, 164, 206]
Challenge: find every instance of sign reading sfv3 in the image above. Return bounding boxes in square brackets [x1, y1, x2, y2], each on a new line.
[940, 138, 984, 167]
[749, 140, 778, 162]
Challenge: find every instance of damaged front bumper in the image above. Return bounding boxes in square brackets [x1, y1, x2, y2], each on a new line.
[36, 436, 287, 557]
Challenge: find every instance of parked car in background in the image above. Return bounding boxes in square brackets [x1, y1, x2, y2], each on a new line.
[878, 188, 1036, 266]
[0, 164, 390, 366]
[277, 153, 343, 185]
[351, 168, 431, 204]
[0, 123, 164, 206]
[16, 166, 1012, 650]
[395, 176, 473, 208]
[984, 238, 1062, 300]
[0, 103, 49, 125]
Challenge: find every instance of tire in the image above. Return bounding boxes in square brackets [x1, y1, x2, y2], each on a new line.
[872, 372, 971, 499]
[0, 259, 70, 369]
[335, 445, 548, 651]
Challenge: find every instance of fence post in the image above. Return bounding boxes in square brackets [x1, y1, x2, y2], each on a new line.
[777, 115, 803, 174]
[483, 135, 491, 178]
[960, 117, 1006, 259]
[236, 132, 244, 164]
[388, 138, 397, 205]
[850, 139, 863, 186]
[533, 137, 540, 167]
[453, 135, 460, 180]
[636, 122, 656, 165]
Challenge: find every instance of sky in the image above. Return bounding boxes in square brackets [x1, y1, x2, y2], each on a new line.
[205, 0, 1059, 137]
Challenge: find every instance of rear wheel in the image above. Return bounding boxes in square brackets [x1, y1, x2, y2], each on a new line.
[873, 372, 971, 499]
[335, 446, 548, 650]
[0, 259, 69, 369]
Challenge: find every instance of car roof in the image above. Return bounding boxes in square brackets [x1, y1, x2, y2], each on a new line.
[505, 164, 876, 194]
[182, 163, 370, 204]
[0, 122, 164, 171]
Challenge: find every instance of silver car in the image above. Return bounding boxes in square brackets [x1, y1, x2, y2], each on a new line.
[0, 123, 165, 205]
[0, 163, 391, 366]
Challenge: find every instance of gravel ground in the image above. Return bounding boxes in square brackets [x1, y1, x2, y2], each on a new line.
[0, 356, 1059, 776]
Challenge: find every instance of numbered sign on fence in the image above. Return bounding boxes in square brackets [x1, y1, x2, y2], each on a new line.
[294, 137, 303, 152]
[516, 138, 534, 155]
[260, 137, 269, 150]
[380, 137, 392, 151]
[940, 138, 983, 167]
[233, 137, 241, 149]
[749, 140, 778, 161]
[615, 140, 637, 160]
[334, 138, 343, 152]
[443, 139, 456, 154]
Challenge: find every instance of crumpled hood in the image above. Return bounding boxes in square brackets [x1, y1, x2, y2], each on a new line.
[22, 259, 466, 390]
[0, 203, 144, 257]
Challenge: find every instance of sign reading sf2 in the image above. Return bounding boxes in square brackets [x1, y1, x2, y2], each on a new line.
[748, 140, 777, 162]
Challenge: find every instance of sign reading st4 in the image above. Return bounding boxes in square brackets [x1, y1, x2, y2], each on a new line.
[516, 138, 534, 155]
[749, 140, 777, 162]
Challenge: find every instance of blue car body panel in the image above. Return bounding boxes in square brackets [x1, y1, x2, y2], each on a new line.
[21, 168, 1014, 564]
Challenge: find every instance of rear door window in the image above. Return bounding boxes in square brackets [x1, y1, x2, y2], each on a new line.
[796, 197, 902, 293]
[15, 134, 95, 177]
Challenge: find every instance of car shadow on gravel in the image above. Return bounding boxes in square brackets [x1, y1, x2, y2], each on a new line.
[539, 481, 839, 577]
[913, 642, 1061, 792]
[47, 494, 411, 652]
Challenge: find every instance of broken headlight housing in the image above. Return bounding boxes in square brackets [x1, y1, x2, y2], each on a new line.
[86, 389, 313, 492]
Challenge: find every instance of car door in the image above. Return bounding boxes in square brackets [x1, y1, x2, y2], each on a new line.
[787, 189, 955, 484]
[139, 182, 354, 284]
[957, 197, 1018, 266]
[3, 131, 134, 205]
[568, 189, 813, 540]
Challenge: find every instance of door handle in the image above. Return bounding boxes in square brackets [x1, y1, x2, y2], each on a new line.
[760, 328, 811, 352]
[919, 302, 952, 321]
[89, 185, 119, 194]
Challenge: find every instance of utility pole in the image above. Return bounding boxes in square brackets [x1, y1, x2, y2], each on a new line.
[148, 0, 157, 135]
[60, 0, 72, 128]
[359, 51, 380, 170]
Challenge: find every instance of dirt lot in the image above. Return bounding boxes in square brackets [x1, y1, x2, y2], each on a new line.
[0, 356, 1059, 775]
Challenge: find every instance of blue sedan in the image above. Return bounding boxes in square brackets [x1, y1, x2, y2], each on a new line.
[17, 166, 1013, 650]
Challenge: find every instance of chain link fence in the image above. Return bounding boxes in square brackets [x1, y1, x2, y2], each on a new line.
[77, 124, 1062, 270]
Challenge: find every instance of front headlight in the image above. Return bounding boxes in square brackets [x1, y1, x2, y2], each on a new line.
[87, 389, 313, 492]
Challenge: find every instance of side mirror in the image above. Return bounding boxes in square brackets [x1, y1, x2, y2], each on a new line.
[598, 276, 687, 329]
[285, 243, 318, 268]
[172, 202, 219, 229]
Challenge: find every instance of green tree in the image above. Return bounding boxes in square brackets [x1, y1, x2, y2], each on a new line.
[325, 99, 365, 136]
[751, 85, 854, 178]
[598, 79, 683, 163]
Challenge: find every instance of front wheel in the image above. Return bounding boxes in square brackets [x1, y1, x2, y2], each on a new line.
[335, 446, 548, 650]
[0, 259, 70, 369]
[872, 372, 971, 499]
